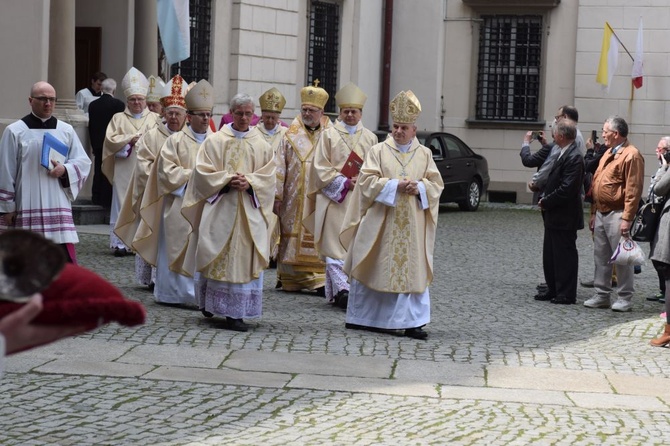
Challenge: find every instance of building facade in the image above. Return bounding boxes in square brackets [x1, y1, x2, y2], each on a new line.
[0, 0, 666, 203]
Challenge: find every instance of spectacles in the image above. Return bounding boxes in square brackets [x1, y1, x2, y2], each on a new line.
[32, 96, 57, 103]
[165, 111, 185, 118]
[233, 111, 253, 118]
[189, 112, 212, 119]
[554, 115, 564, 121]
[301, 107, 321, 114]
[128, 97, 145, 103]
[341, 109, 360, 115]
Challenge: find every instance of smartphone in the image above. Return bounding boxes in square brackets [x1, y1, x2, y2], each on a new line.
[530, 131, 542, 141]
[664, 152, 670, 163]
[591, 130, 598, 144]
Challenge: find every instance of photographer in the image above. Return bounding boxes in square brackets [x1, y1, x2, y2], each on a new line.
[520, 106, 585, 203]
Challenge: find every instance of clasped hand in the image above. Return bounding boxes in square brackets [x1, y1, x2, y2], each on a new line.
[399, 179, 419, 196]
[230, 173, 249, 191]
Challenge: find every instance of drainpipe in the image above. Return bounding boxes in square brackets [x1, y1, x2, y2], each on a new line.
[378, 0, 393, 132]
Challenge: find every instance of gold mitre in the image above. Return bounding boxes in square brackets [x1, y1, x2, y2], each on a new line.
[259, 87, 286, 113]
[335, 82, 367, 109]
[390, 90, 421, 124]
[300, 80, 329, 110]
[146, 75, 165, 103]
[161, 75, 187, 109]
[122, 67, 149, 98]
[185, 80, 214, 111]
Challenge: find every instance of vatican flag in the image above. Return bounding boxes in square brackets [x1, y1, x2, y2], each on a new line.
[596, 22, 619, 91]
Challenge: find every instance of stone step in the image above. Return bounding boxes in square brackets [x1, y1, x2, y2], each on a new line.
[72, 202, 109, 226]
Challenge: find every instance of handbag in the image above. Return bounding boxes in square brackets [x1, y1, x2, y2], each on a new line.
[630, 191, 665, 242]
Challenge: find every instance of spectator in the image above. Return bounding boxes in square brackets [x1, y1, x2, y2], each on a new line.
[534, 119, 584, 305]
[88, 78, 124, 208]
[75, 71, 107, 114]
[648, 141, 670, 346]
[584, 116, 644, 312]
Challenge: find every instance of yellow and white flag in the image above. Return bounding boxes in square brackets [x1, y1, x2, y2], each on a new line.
[596, 22, 619, 91]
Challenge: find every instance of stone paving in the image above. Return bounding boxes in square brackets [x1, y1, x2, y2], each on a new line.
[1, 204, 670, 445]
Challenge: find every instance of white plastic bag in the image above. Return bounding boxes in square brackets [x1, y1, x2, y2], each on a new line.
[609, 236, 646, 266]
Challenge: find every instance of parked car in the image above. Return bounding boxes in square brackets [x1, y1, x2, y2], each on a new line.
[374, 131, 490, 211]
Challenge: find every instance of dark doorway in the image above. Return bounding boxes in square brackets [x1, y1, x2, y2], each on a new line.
[75, 27, 102, 93]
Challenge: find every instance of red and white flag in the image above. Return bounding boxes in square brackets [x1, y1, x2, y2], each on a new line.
[632, 17, 644, 89]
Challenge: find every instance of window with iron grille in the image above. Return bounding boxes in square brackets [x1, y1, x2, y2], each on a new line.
[308, 1, 339, 114]
[475, 15, 542, 122]
[169, 0, 211, 81]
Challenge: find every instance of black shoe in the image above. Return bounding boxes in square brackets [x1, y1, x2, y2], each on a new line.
[268, 258, 277, 269]
[315, 286, 326, 297]
[275, 280, 282, 289]
[201, 309, 214, 318]
[147, 283, 155, 292]
[114, 248, 130, 257]
[647, 293, 664, 302]
[345, 322, 367, 330]
[536, 283, 548, 291]
[550, 296, 576, 305]
[534, 292, 555, 301]
[404, 327, 428, 340]
[225, 317, 249, 332]
[335, 290, 349, 309]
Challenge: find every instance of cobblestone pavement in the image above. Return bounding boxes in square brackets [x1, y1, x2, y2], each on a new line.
[1, 204, 670, 445]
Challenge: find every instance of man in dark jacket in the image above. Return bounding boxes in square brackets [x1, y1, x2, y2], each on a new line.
[535, 119, 584, 305]
[88, 78, 125, 208]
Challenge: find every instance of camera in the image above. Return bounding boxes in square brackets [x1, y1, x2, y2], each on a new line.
[530, 131, 542, 141]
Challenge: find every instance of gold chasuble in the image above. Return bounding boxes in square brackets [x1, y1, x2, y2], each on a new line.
[181, 126, 276, 283]
[340, 138, 444, 293]
[101, 108, 160, 186]
[133, 127, 212, 269]
[114, 123, 171, 248]
[275, 115, 331, 280]
[304, 120, 377, 260]
[256, 123, 287, 155]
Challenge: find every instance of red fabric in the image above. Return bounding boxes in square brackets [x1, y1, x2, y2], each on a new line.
[0, 264, 145, 327]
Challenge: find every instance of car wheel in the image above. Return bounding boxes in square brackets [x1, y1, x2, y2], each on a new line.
[457, 180, 481, 211]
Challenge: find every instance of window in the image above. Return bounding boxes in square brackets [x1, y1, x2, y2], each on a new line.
[169, 0, 211, 81]
[307, 1, 340, 114]
[475, 15, 542, 122]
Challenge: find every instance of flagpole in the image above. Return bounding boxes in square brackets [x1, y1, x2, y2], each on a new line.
[609, 28, 634, 62]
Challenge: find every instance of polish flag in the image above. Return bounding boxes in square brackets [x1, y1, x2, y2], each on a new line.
[632, 17, 644, 89]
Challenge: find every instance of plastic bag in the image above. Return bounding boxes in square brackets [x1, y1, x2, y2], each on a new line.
[609, 236, 646, 266]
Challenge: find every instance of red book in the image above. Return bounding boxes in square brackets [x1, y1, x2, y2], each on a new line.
[340, 151, 364, 179]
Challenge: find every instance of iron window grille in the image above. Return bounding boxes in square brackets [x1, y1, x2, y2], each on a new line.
[475, 15, 542, 122]
[169, 0, 211, 81]
[307, 1, 339, 114]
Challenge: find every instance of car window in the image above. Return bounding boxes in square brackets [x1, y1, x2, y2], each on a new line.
[425, 136, 445, 159]
[444, 135, 469, 159]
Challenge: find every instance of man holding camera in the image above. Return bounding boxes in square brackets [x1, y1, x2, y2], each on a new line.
[520, 106, 585, 198]
[535, 119, 584, 304]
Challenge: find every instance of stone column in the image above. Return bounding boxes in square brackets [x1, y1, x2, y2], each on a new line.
[134, 0, 159, 76]
[48, 0, 91, 201]
[48, 0, 79, 111]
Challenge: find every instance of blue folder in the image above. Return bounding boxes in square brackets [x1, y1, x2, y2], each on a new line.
[40, 132, 68, 170]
